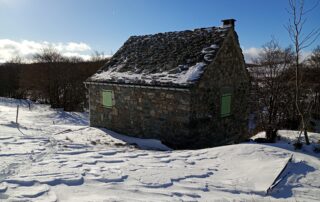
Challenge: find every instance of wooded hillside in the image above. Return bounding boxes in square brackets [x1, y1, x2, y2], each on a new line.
[0, 60, 107, 111]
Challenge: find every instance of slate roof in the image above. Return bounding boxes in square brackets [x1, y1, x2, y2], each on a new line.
[87, 25, 232, 87]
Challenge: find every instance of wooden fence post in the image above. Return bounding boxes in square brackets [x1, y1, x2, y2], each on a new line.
[16, 105, 19, 124]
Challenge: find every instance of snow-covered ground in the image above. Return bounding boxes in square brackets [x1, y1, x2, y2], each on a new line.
[0, 97, 319, 201]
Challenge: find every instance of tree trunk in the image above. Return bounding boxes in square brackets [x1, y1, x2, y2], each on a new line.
[266, 127, 277, 143]
[304, 128, 310, 145]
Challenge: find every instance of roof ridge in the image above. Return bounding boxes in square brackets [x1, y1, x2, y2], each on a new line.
[128, 26, 230, 39]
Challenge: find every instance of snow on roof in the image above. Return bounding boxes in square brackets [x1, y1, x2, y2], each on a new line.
[87, 26, 231, 87]
[90, 62, 206, 86]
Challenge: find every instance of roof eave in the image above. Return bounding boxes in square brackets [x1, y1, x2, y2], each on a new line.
[83, 80, 193, 91]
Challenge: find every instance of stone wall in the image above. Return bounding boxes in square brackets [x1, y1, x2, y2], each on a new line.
[189, 30, 250, 148]
[89, 84, 192, 148]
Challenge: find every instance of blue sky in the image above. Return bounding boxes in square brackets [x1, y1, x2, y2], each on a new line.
[0, 0, 319, 62]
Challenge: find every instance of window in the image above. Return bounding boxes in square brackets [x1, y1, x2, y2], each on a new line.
[221, 87, 232, 117]
[102, 90, 113, 108]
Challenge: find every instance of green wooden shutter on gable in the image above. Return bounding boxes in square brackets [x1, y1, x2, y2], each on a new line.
[102, 90, 113, 108]
[220, 87, 232, 117]
[221, 93, 232, 117]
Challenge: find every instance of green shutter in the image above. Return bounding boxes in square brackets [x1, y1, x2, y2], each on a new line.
[102, 90, 113, 107]
[221, 93, 232, 117]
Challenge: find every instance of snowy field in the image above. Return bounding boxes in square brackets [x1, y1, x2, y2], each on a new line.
[0, 97, 319, 201]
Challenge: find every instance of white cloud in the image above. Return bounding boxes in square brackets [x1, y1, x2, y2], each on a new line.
[63, 52, 91, 61]
[301, 51, 312, 62]
[242, 47, 313, 63]
[0, 39, 92, 63]
[65, 42, 91, 52]
[242, 47, 263, 63]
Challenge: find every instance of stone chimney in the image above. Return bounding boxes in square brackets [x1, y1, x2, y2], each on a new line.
[221, 19, 236, 28]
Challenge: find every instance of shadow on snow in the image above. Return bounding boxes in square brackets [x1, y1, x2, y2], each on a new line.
[270, 160, 316, 198]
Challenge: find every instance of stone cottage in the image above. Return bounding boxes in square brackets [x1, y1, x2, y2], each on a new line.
[85, 19, 250, 149]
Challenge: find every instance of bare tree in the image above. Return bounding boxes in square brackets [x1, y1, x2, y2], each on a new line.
[33, 46, 67, 107]
[308, 45, 320, 68]
[67, 56, 84, 63]
[285, 0, 320, 145]
[0, 58, 23, 98]
[33, 46, 66, 63]
[8, 55, 24, 64]
[90, 50, 108, 62]
[252, 39, 294, 142]
[305, 46, 320, 119]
